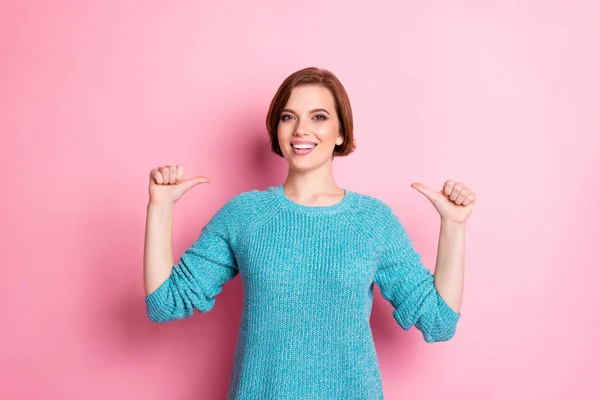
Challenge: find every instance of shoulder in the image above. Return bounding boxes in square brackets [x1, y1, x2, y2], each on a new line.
[209, 186, 281, 229]
[220, 186, 279, 215]
[344, 189, 408, 237]
[347, 189, 398, 220]
[345, 189, 412, 249]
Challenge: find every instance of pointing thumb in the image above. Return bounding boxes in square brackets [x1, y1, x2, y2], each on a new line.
[181, 175, 211, 191]
[411, 183, 439, 203]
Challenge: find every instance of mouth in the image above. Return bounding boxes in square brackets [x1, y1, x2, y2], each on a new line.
[290, 143, 317, 156]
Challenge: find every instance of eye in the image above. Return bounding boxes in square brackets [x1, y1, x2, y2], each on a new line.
[280, 114, 293, 121]
[314, 114, 328, 121]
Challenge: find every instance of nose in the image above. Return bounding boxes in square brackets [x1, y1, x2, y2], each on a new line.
[293, 118, 309, 136]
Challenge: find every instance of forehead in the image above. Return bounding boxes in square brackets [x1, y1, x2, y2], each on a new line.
[285, 85, 336, 110]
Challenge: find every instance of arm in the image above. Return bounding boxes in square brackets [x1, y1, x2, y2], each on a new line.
[142, 165, 239, 323]
[411, 180, 476, 316]
[143, 202, 176, 296]
[144, 198, 240, 323]
[373, 203, 460, 343]
[377, 180, 475, 342]
[433, 219, 466, 314]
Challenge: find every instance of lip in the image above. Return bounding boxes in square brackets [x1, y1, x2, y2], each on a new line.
[290, 140, 317, 145]
[289, 141, 317, 156]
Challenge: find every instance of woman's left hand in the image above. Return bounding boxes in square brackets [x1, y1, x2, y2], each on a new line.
[411, 180, 477, 224]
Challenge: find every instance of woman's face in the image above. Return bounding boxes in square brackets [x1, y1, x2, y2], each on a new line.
[277, 84, 344, 172]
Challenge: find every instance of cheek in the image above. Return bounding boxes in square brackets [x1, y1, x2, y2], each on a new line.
[276, 126, 286, 142]
[277, 123, 293, 137]
[277, 126, 291, 152]
[314, 124, 339, 141]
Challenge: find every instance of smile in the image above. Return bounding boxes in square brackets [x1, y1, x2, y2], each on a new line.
[290, 143, 317, 155]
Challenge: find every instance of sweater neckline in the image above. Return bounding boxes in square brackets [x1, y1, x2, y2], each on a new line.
[272, 184, 354, 215]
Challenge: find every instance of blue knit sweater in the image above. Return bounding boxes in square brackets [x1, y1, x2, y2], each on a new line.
[145, 184, 461, 399]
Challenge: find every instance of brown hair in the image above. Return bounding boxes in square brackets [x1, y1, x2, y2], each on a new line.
[266, 67, 355, 157]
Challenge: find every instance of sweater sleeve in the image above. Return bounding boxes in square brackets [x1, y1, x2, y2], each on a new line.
[372, 201, 461, 343]
[145, 196, 241, 323]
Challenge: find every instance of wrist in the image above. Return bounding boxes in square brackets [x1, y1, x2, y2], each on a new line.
[440, 217, 467, 229]
[147, 201, 175, 213]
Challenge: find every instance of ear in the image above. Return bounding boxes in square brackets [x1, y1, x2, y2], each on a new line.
[335, 134, 344, 146]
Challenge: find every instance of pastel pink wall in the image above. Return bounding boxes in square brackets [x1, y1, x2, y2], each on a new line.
[1, 1, 598, 399]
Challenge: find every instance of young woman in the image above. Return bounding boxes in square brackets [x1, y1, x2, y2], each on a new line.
[143, 67, 476, 399]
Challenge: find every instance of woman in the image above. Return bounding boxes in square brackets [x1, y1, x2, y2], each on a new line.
[143, 67, 476, 399]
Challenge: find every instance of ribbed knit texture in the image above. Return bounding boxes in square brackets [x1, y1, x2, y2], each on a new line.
[145, 184, 461, 399]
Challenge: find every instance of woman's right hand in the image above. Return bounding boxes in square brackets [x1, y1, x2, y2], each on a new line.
[148, 165, 211, 206]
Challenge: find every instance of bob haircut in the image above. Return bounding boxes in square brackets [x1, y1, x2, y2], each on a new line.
[266, 67, 356, 158]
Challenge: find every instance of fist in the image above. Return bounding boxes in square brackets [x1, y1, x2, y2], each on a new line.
[411, 180, 476, 224]
[148, 165, 211, 206]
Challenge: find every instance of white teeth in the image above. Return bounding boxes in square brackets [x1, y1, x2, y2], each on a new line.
[292, 144, 316, 149]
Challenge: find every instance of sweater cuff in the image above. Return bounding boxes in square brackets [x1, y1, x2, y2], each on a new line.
[145, 277, 171, 322]
[436, 290, 461, 324]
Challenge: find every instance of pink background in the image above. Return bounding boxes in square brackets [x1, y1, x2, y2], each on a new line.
[1, 1, 598, 399]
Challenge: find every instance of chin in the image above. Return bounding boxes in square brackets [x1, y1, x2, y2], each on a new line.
[288, 163, 317, 172]
[285, 156, 330, 172]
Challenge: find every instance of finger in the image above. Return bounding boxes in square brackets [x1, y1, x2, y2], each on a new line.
[455, 188, 469, 204]
[180, 175, 211, 191]
[466, 193, 476, 204]
[169, 165, 177, 184]
[411, 183, 437, 201]
[443, 180, 455, 196]
[164, 165, 174, 184]
[449, 182, 463, 201]
[176, 165, 185, 184]
[158, 165, 169, 185]
[150, 168, 164, 184]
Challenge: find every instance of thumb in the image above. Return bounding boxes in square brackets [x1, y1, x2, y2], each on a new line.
[180, 175, 211, 191]
[410, 182, 440, 202]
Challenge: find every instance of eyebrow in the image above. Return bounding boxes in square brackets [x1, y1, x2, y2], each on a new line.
[281, 108, 331, 115]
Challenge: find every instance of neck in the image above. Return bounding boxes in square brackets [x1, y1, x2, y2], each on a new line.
[283, 160, 342, 196]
